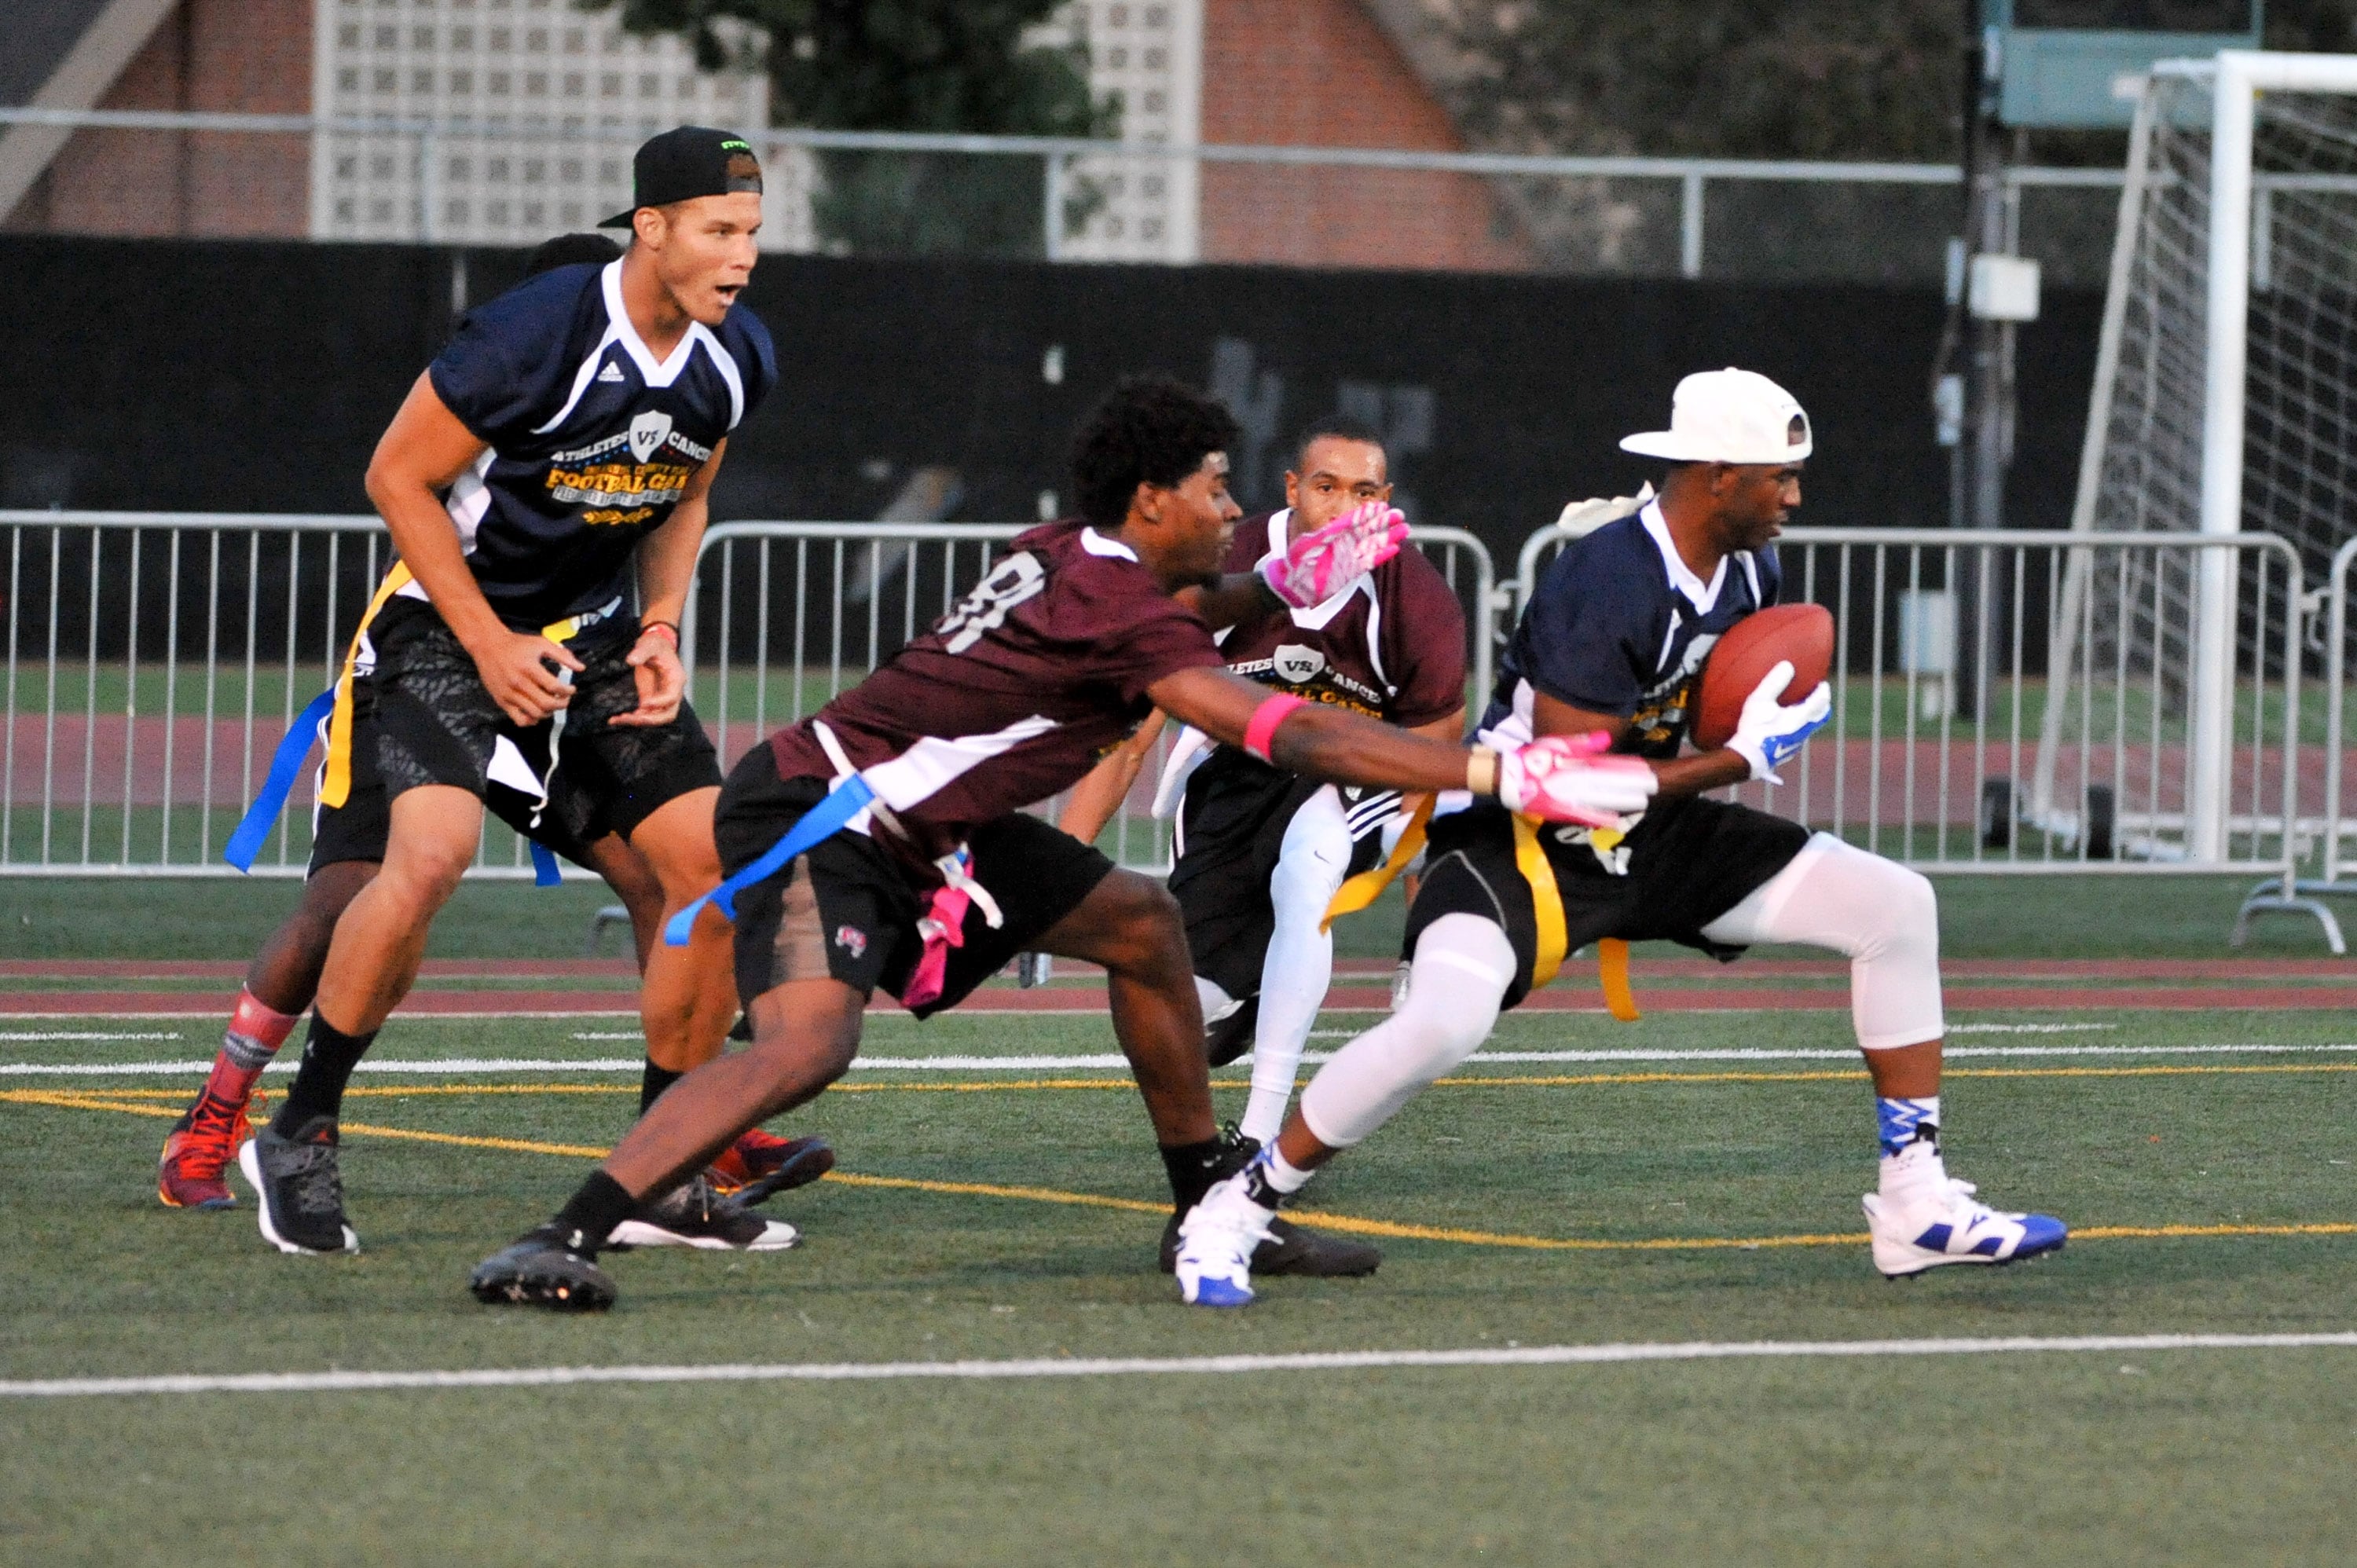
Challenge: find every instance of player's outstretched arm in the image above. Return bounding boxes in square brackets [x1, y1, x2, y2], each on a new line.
[365, 372, 581, 727]
[1148, 668, 1655, 837]
[1152, 666, 1470, 793]
[614, 439, 726, 727]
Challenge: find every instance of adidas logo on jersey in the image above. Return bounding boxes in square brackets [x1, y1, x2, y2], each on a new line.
[596, 362, 625, 383]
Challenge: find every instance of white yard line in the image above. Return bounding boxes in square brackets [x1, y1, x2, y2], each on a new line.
[6, 1331, 2354, 1398]
[9, 1042, 2357, 1077]
[0, 1031, 181, 1042]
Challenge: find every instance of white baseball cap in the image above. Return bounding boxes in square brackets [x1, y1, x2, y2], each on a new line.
[1618, 368, 1813, 466]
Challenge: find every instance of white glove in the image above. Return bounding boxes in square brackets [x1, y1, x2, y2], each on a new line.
[1495, 731, 1658, 828]
[1257, 500, 1409, 609]
[1725, 661, 1832, 784]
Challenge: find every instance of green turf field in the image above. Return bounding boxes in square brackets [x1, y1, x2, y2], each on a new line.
[3, 1001, 2353, 1565]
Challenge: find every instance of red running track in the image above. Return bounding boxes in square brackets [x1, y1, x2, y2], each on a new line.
[2, 982, 2351, 1017]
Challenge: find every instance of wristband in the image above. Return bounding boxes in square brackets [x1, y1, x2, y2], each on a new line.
[1242, 693, 1309, 762]
[637, 620, 680, 650]
[1465, 746, 1498, 797]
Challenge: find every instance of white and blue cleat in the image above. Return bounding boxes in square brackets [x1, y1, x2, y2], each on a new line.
[1863, 1155, 2067, 1278]
[1174, 1174, 1276, 1308]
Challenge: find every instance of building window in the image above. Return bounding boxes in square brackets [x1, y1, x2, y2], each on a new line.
[315, 2, 793, 245]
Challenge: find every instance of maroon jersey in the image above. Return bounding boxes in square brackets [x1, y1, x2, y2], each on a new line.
[1215, 509, 1468, 727]
[768, 520, 1224, 866]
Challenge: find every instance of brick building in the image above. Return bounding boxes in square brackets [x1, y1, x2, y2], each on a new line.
[3, 0, 1527, 269]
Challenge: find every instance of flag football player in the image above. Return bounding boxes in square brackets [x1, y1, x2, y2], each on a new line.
[158, 232, 823, 1216]
[240, 130, 794, 1257]
[1064, 416, 1468, 1280]
[1175, 368, 2067, 1306]
[467, 375, 1658, 1310]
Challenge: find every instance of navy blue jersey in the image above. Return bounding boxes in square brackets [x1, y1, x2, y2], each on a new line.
[1479, 500, 1780, 760]
[420, 258, 776, 635]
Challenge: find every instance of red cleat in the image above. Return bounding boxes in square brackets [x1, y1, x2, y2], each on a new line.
[157, 1088, 260, 1210]
[707, 1128, 834, 1196]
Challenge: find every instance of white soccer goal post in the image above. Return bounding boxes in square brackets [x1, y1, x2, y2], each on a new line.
[2045, 51, 2357, 866]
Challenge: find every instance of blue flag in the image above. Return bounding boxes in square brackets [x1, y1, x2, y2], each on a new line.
[662, 775, 876, 947]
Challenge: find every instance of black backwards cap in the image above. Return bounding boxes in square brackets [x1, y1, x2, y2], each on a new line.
[598, 126, 764, 228]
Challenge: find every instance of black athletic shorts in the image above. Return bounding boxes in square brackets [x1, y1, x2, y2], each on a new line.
[715, 743, 1117, 1020]
[367, 596, 719, 847]
[1168, 747, 1396, 1004]
[307, 675, 613, 874]
[1402, 794, 1809, 1009]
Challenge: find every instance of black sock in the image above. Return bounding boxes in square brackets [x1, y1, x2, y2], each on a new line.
[551, 1171, 639, 1252]
[640, 1060, 683, 1114]
[1160, 1134, 1243, 1213]
[270, 1013, 377, 1135]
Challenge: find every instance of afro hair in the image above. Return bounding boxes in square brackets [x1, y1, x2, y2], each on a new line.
[1068, 376, 1243, 529]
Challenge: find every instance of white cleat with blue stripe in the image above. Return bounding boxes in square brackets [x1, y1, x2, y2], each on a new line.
[1862, 1149, 2067, 1278]
[1175, 1174, 1277, 1308]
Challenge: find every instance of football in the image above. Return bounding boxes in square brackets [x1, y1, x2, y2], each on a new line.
[1690, 603, 1835, 750]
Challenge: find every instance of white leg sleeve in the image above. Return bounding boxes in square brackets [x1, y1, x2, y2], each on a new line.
[1297, 914, 1512, 1149]
[1699, 831, 1944, 1051]
[1241, 786, 1355, 1142]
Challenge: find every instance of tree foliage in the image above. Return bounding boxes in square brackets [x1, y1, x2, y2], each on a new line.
[588, 0, 1116, 255]
[1437, 0, 2357, 163]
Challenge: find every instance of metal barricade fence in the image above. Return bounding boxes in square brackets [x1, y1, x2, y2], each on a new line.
[2263, 535, 2357, 950]
[684, 520, 1497, 872]
[0, 509, 573, 879]
[1509, 522, 2317, 921]
[13, 508, 2329, 933]
[0, 512, 1494, 878]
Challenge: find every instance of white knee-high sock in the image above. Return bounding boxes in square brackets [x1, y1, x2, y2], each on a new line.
[1241, 789, 1354, 1142]
[1699, 833, 1945, 1051]
[1297, 914, 1513, 1149]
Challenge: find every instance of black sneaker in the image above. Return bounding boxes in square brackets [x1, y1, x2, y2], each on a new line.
[1205, 995, 1261, 1068]
[604, 1175, 801, 1251]
[469, 1224, 617, 1311]
[237, 1117, 358, 1255]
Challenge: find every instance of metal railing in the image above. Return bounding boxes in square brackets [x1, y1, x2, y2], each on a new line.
[683, 519, 1497, 871]
[0, 105, 2123, 280]
[9, 507, 2348, 957]
[0, 509, 562, 877]
[1512, 522, 2316, 897]
[2242, 533, 2357, 951]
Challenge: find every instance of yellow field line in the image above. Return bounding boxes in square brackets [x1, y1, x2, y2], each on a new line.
[9, 1086, 2350, 1256]
[2, 1089, 184, 1118]
[821, 1170, 1167, 1216]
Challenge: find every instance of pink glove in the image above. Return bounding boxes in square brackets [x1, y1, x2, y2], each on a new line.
[1496, 731, 1659, 828]
[1256, 500, 1410, 609]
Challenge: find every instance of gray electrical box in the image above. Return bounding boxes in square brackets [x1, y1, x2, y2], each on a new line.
[1984, 1, 2264, 126]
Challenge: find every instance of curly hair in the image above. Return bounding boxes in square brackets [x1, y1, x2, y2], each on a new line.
[1068, 376, 1243, 529]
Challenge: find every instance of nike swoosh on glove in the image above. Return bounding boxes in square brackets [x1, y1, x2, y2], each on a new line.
[1725, 660, 1832, 784]
[1497, 731, 1659, 828]
[1256, 500, 1410, 610]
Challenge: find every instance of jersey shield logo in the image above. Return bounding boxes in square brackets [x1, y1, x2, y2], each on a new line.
[1272, 643, 1325, 683]
[628, 410, 673, 464]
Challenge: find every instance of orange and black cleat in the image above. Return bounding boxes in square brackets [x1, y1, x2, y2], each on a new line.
[157, 1089, 259, 1210]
